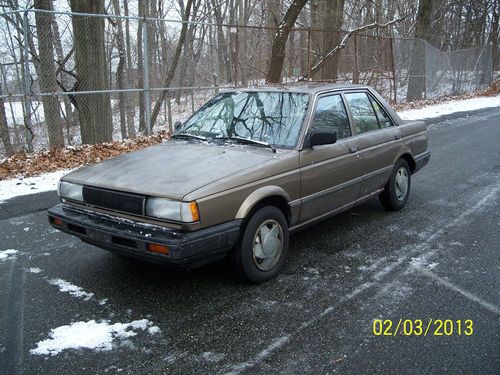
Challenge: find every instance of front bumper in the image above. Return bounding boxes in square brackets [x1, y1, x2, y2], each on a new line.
[47, 204, 241, 268]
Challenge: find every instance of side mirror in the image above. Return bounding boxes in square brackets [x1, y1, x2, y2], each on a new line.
[174, 121, 182, 131]
[305, 129, 337, 148]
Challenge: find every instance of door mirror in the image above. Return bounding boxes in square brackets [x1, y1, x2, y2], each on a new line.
[174, 121, 182, 131]
[305, 129, 337, 148]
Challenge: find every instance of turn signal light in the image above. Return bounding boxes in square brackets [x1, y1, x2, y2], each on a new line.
[147, 243, 170, 255]
[52, 217, 63, 226]
[189, 202, 200, 222]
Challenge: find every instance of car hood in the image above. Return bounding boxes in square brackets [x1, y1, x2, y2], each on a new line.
[62, 141, 281, 200]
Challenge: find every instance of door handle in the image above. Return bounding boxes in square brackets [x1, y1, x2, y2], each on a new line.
[395, 134, 402, 140]
[349, 146, 359, 153]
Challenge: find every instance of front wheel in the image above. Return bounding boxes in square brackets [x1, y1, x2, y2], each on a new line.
[379, 159, 411, 211]
[231, 206, 289, 283]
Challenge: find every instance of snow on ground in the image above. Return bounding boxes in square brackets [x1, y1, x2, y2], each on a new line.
[48, 278, 94, 301]
[28, 267, 42, 273]
[30, 319, 161, 356]
[398, 95, 500, 120]
[0, 249, 18, 261]
[0, 169, 73, 203]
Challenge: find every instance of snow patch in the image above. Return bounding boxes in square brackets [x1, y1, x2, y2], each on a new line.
[0, 169, 73, 203]
[0, 249, 18, 261]
[48, 278, 94, 301]
[201, 351, 225, 363]
[28, 267, 42, 273]
[398, 95, 500, 121]
[30, 319, 160, 356]
[410, 257, 439, 270]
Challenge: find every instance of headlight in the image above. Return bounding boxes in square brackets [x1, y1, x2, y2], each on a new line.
[58, 181, 84, 202]
[145, 197, 199, 222]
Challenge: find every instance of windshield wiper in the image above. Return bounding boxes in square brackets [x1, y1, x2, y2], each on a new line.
[214, 136, 276, 153]
[171, 133, 207, 141]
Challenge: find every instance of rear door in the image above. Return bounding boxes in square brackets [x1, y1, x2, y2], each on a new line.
[344, 91, 402, 197]
[299, 93, 361, 223]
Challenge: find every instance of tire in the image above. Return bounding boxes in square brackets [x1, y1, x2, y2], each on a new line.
[231, 206, 289, 283]
[379, 158, 411, 211]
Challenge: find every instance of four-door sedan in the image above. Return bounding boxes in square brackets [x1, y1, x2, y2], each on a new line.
[48, 83, 430, 283]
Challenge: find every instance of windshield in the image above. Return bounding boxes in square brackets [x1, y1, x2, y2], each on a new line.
[177, 91, 310, 148]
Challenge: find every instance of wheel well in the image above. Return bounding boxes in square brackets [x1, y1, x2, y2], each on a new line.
[245, 195, 291, 226]
[400, 153, 416, 173]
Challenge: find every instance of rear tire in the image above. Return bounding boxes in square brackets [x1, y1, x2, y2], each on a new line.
[379, 159, 411, 211]
[231, 206, 289, 283]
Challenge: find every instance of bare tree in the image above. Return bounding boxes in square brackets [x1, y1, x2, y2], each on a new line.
[112, 0, 127, 139]
[70, 0, 113, 144]
[49, 0, 74, 143]
[266, 0, 309, 83]
[406, 0, 433, 101]
[318, 0, 345, 80]
[150, 0, 194, 129]
[0, 83, 14, 156]
[34, 0, 64, 147]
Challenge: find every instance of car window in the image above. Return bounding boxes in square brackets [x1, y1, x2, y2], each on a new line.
[344, 92, 380, 134]
[179, 91, 309, 148]
[370, 96, 394, 128]
[311, 94, 351, 140]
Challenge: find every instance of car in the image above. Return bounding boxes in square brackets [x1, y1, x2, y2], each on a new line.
[48, 83, 430, 283]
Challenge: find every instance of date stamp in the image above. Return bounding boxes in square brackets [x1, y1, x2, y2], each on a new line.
[372, 319, 474, 336]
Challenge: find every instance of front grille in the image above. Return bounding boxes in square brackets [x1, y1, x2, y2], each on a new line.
[82, 186, 145, 216]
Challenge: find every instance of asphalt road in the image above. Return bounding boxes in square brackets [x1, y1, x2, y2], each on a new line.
[1, 108, 499, 374]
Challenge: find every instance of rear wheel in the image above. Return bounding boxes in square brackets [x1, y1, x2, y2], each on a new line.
[379, 159, 411, 211]
[231, 206, 289, 283]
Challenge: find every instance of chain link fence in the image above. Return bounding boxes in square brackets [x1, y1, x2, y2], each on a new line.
[0, 9, 496, 157]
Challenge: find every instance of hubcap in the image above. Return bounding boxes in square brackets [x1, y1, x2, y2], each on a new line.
[252, 219, 283, 271]
[395, 167, 409, 201]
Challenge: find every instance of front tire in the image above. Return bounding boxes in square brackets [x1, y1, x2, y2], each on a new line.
[231, 206, 289, 283]
[379, 159, 411, 211]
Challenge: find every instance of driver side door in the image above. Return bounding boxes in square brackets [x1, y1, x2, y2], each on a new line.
[299, 93, 361, 224]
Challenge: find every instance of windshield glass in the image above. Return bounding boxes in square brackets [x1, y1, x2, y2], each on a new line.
[177, 91, 310, 148]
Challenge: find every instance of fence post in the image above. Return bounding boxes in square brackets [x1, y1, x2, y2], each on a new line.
[213, 73, 219, 95]
[307, 28, 312, 81]
[390, 36, 397, 103]
[142, 19, 151, 135]
[353, 34, 359, 84]
[22, 10, 34, 152]
[190, 86, 195, 114]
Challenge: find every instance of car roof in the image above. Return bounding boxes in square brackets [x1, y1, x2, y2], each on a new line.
[225, 81, 369, 95]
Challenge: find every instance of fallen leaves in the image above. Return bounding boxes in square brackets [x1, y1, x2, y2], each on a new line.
[0, 131, 169, 180]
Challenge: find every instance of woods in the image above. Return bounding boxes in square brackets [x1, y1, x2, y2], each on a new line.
[0, 0, 498, 157]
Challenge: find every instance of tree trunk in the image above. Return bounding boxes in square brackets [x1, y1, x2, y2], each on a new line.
[266, 0, 308, 83]
[123, 0, 136, 138]
[212, 0, 232, 83]
[0, 83, 14, 156]
[150, 0, 194, 129]
[137, 0, 146, 133]
[112, 0, 127, 139]
[34, 0, 64, 147]
[490, 0, 499, 72]
[406, 0, 433, 102]
[319, 0, 345, 80]
[70, 0, 113, 144]
[50, 0, 74, 142]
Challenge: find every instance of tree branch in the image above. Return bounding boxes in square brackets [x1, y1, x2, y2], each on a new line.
[298, 16, 407, 81]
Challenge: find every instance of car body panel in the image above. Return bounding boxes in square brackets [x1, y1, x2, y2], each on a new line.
[49, 83, 430, 267]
